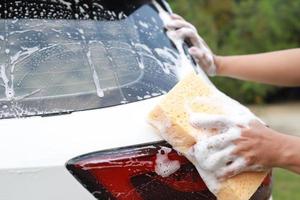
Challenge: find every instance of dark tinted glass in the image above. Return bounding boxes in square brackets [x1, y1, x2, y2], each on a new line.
[0, 0, 188, 119]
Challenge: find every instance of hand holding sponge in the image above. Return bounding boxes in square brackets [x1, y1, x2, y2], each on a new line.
[148, 72, 268, 200]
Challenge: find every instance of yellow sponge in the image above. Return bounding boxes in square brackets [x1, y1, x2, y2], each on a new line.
[148, 72, 267, 200]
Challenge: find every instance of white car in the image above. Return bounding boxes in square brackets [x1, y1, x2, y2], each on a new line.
[0, 0, 272, 199]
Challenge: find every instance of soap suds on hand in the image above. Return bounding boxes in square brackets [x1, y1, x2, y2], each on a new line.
[153, 1, 210, 82]
[152, 2, 266, 196]
[187, 94, 266, 192]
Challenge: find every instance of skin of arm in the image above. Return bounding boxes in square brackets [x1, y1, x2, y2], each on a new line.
[190, 116, 300, 179]
[168, 13, 300, 177]
[231, 121, 300, 177]
[166, 14, 300, 87]
[215, 49, 300, 87]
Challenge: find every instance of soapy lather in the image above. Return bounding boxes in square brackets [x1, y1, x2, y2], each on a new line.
[150, 3, 268, 198]
[190, 113, 267, 180]
[165, 14, 217, 76]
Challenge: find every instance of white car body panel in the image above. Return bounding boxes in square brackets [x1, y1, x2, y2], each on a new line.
[0, 97, 163, 199]
[0, 167, 95, 200]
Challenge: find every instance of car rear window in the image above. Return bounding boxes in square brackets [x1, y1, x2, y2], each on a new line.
[0, 0, 193, 119]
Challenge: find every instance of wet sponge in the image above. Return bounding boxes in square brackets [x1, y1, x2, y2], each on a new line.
[148, 72, 267, 200]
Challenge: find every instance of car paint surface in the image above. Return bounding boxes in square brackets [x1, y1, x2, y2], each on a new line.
[0, 97, 163, 199]
[0, 167, 95, 200]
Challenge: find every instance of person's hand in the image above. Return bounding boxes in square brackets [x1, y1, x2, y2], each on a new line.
[189, 113, 282, 180]
[165, 14, 217, 76]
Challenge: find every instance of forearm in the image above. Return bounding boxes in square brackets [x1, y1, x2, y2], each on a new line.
[277, 134, 300, 174]
[215, 49, 300, 86]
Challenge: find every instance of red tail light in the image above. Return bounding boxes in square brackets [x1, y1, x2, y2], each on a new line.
[66, 141, 272, 200]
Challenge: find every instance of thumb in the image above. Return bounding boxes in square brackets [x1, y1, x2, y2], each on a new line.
[189, 113, 237, 130]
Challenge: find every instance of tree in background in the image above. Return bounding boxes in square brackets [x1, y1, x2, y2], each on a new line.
[169, 0, 300, 104]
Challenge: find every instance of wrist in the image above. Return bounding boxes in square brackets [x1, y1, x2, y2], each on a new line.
[214, 55, 226, 76]
[275, 133, 296, 167]
[277, 134, 300, 171]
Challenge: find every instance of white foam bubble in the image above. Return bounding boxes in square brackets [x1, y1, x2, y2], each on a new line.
[0, 64, 15, 100]
[155, 147, 180, 177]
[139, 20, 149, 29]
[188, 127, 242, 193]
[86, 49, 104, 98]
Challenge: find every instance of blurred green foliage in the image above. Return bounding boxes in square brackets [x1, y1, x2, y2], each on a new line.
[274, 169, 300, 199]
[169, 0, 300, 104]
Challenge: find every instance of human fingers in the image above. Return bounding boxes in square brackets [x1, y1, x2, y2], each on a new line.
[198, 145, 237, 171]
[173, 27, 201, 47]
[232, 120, 268, 153]
[170, 13, 184, 20]
[189, 113, 237, 130]
[166, 19, 196, 31]
[192, 127, 241, 169]
[216, 157, 247, 180]
[189, 47, 217, 76]
[193, 134, 236, 160]
[217, 159, 267, 180]
[205, 128, 241, 148]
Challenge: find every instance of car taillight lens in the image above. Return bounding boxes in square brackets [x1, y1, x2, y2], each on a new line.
[66, 141, 272, 200]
